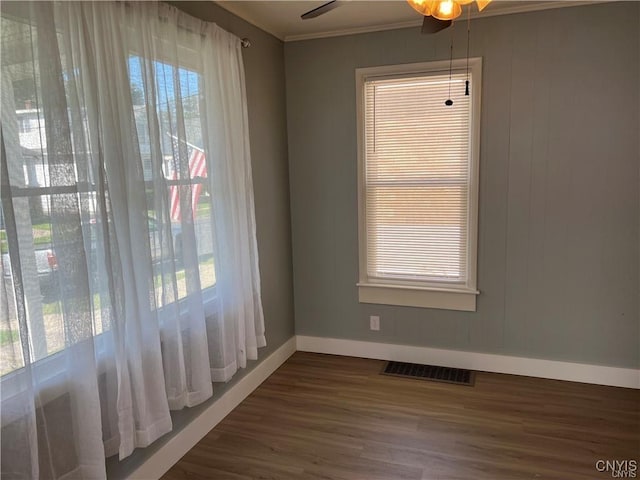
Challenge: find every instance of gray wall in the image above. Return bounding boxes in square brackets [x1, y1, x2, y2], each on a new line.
[285, 2, 639, 368]
[107, 2, 294, 477]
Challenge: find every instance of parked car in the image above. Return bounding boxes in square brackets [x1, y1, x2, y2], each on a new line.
[2, 247, 58, 299]
[146, 216, 183, 262]
[1, 215, 198, 303]
[87, 215, 183, 264]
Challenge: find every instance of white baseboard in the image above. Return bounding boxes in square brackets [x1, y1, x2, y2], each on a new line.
[296, 335, 640, 389]
[127, 336, 297, 480]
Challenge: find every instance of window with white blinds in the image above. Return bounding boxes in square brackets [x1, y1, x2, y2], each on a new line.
[356, 59, 481, 311]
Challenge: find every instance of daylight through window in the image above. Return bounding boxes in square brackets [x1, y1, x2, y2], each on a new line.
[356, 59, 481, 311]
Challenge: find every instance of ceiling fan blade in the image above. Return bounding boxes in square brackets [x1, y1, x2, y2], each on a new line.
[421, 15, 452, 34]
[301, 0, 340, 19]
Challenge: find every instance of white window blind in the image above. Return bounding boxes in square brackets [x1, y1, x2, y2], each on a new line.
[362, 68, 476, 289]
[357, 60, 481, 310]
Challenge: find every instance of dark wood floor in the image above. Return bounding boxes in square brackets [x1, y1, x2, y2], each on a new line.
[163, 352, 639, 480]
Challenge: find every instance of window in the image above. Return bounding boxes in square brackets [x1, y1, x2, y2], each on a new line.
[0, 16, 216, 376]
[1, 3, 265, 474]
[128, 55, 216, 301]
[356, 59, 481, 311]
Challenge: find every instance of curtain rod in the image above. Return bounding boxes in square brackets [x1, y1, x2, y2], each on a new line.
[128, 2, 252, 48]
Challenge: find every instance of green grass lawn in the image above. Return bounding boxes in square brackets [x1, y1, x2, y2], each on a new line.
[42, 299, 62, 316]
[1, 196, 212, 252]
[1, 223, 53, 251]
[0, 329, 19, 346]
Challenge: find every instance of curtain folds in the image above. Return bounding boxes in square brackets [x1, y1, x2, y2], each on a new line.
[0, 2, 265, 478]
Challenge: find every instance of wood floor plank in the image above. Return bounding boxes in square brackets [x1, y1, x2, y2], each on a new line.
[163, 352, 639, 480]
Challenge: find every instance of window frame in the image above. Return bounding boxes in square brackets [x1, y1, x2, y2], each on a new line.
[0, 33, 217, 380]
[0, 177, 219, 380]
[355, 59, 482, 312]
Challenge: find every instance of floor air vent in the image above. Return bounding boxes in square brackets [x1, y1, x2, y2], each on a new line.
[382, 361, 475, 386]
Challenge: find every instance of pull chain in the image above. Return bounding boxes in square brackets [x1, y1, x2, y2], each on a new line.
[445, 31, 454, 106]
[465, 6, 471, 96]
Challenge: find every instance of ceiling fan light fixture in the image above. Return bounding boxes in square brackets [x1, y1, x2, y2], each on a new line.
[410, 0, 492, 35]
[430, 0, 462, 21]
[406, 0, 432, 16]
[476, 0, 492, 12]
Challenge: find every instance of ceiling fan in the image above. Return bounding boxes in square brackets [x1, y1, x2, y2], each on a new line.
[300, 0, 493, 34]
[300, 0, 340, 19]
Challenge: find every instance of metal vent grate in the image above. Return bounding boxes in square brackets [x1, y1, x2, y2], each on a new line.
[382, 361, 474, 386]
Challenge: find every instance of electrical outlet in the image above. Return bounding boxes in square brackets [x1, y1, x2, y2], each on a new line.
[369, 315, 380, 331]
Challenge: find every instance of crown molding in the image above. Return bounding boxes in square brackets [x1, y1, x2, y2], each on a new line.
[284, 1, 606, 42]
[215, 1, 286, 40]
[215, 1, 610, 43]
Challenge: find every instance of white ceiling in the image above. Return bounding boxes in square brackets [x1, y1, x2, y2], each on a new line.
[215, 0, 601, 41]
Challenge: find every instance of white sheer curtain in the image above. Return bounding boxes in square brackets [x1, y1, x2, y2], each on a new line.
[0, 2, 265, 478]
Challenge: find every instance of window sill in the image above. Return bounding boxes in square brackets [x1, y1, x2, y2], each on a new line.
[357, 283, 478, 312]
